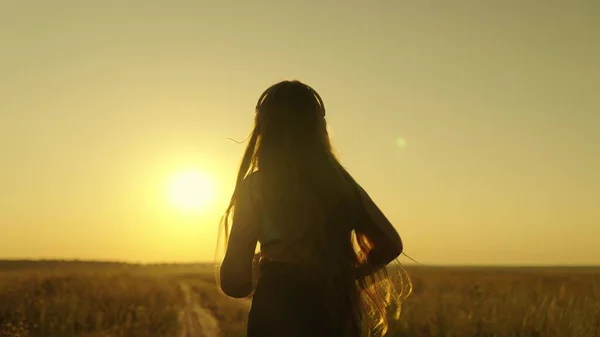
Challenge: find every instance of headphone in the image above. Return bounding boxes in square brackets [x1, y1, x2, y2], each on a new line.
[255, 81, 326, 117]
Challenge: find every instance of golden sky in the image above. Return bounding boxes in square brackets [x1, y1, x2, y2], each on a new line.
[1, 1, 598, 265]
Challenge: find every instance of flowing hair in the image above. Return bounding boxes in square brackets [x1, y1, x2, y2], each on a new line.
[216, 80, 412, 336]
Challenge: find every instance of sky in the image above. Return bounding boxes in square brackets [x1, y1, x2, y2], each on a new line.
[1, 1, 598, 265]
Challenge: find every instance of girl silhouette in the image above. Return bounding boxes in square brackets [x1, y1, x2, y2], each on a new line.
[218, 80, 407, 337]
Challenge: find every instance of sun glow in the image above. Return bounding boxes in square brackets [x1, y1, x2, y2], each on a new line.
[167, 170, 216, 212]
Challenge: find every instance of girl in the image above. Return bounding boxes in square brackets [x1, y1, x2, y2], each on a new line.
[218, 80, 407, 337]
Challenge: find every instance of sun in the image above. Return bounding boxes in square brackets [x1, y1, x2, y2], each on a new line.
[168, 170, 216, 211]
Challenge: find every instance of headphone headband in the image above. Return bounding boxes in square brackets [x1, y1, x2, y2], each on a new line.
[255, 82, 326, 117]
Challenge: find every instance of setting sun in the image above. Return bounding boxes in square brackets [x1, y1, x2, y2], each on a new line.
[168, 170, 216, 212]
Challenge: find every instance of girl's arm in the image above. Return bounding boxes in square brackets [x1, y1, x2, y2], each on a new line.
[354, 184, 403, 277]
[219, 176, 259, 298]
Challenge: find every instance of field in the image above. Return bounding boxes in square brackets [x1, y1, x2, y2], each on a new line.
[0, 261, 598, 337]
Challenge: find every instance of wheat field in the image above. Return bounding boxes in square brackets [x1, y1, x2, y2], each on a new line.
[0, 261, 598, 337]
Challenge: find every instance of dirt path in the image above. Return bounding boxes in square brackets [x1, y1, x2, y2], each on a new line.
[178, 282, 221, 337]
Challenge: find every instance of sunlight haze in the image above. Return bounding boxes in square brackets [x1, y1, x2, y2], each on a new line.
[1, 1, 598, 265]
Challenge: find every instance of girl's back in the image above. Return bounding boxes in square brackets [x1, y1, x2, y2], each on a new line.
[218, 80, 406, 337]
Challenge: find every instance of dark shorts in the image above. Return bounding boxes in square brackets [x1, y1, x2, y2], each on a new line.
[247, 260, 360, 337]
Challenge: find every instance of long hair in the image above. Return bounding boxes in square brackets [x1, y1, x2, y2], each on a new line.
[216, 80, 411, 336]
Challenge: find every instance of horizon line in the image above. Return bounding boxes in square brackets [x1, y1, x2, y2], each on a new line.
[0, 258, 598, 268]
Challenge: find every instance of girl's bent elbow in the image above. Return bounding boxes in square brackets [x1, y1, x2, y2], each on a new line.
[385, 239, 403, 263]
[220, 281, 251, 298]
[395, 239, 403, 256]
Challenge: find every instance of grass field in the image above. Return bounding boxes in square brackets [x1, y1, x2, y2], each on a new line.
[0, 261, 598, 337]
